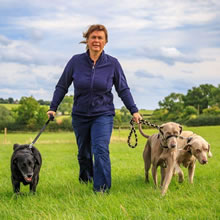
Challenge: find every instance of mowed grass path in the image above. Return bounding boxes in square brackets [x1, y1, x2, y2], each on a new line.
[0, 126, 220, 219]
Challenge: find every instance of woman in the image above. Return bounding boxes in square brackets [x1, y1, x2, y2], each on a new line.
[47, 24, 142, 193]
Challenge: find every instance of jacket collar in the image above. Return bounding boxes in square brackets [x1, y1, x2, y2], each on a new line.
[86, 50, 106, 65]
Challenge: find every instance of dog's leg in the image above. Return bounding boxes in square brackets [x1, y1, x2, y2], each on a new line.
[188, 161, 196, 184]
[13, 181, 20, 193]
[144, 162, 151, 183]
[160, 167, 166, 187]
[143, 143, 151, 183]
[152, 165, 158, 187]
[175, 164, 184, 183]
[30, 176, 39, 193]
[161, 159, 175, 196]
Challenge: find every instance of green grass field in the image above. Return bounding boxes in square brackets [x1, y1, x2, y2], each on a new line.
[0, 103, 20, 110]
[0, 126, 220, 219]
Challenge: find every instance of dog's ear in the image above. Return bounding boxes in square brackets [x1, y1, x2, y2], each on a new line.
[208, 144, 212, 158]
[159, 125, 164, 136]
[179, 125, 182, 134]
[13, 144, 20, 151]
[31, 148, 41, 165]
[187, 137, 193, 143]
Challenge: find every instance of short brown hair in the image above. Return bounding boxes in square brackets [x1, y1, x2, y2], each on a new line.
[80, 24, 108, 49]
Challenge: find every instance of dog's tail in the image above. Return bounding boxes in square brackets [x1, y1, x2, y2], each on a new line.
[138, 123, 150, 139]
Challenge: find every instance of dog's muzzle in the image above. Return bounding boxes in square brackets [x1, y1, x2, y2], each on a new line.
[166, 135, 178, 140]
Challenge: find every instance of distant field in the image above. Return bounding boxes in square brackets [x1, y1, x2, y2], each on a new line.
[0, 103, 20, 110]
[0, 126, 219, 219]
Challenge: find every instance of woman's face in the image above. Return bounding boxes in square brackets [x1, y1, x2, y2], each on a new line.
[87, 30, 106, 54]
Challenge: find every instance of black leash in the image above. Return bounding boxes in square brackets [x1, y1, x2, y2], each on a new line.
[127, 119, 159, 148]
[127, 120, 138, 148]
[29, 114, 54, 148]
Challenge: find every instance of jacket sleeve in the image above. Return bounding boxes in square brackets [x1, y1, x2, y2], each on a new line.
[113, 59, 138, 115]
[49, 58, 74, 112]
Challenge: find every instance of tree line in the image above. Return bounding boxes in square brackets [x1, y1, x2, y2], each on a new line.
[1, 83, 220, 132]
[151, 84, 220, 126]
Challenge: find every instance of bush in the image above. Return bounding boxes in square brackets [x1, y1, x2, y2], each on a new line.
[185, 115, 220, 126]
[0, 106, 15, 130]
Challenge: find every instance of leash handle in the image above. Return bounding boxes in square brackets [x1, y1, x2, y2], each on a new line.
[127, 119, 138, 148]
[127, 119, 159, 148]
[29, 114, 54, 148]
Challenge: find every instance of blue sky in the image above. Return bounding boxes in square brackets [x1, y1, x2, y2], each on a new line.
[0, 0, 220, 110]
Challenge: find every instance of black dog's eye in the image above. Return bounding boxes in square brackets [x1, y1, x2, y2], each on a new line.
[28, 162, 32, 166]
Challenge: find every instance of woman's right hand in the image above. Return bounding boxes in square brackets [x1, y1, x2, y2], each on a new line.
[47, 110, 56, 120]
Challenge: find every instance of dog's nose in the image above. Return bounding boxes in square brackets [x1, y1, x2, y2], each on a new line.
[27, 174, 32, 178]
[201, 160, 207, 164]
[171, 144, 176, 148]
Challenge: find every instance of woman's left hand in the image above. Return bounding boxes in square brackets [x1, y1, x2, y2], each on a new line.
[132, 112, 142, 124]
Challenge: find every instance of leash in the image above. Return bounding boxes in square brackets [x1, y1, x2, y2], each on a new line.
[29, 114, 54, 149]
[127, 119, 159, 148]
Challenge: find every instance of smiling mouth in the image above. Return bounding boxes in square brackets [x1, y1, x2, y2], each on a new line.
[24, 177, 32, 182]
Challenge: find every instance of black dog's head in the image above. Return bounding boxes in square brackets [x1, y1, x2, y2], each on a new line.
[12, 144, 41, 183]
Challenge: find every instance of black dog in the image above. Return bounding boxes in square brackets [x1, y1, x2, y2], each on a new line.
[11, 144, 42, 194]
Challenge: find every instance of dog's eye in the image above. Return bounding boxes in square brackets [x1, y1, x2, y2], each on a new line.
[196, 149, 201, 154]
[28, 162, 32, 166]
[22, 163, 26, 167]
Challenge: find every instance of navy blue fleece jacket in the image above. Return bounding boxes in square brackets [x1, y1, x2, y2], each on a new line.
[50, 50, 138, 117]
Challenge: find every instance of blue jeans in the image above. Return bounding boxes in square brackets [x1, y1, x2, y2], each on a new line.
[72, 115, 113, 192]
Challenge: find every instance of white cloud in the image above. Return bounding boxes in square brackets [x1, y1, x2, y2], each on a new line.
[0, 0, 220, 109]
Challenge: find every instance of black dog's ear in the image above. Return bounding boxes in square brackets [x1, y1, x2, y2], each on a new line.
[31, 148, 41, 165]
[13, 144, 20, 151]
[34, 156, 41, 165]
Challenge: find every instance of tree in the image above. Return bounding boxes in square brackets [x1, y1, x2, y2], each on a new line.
[114, 113, 122, 128]
[0, 106, 14, 129]
[120, 106, 130, 122]
[57, 95, 73, 115]
[183, 84, 216, 114]
[14, 96, 48, 129]
[158, 93, 184, 121]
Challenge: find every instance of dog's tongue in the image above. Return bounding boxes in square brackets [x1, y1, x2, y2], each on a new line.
[25, 177, 32, 182]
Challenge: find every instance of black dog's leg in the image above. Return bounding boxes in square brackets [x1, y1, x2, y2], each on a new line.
[13, 181, 20, 193]
[30, 176, 39, 193]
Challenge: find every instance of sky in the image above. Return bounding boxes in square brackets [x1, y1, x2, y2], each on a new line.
[0, 0, 220, 110]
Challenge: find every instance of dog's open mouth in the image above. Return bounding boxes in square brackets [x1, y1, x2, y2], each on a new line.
[24, 177, 32, 182]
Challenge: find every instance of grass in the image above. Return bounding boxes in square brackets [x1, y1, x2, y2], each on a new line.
[0, 126, 220, 219]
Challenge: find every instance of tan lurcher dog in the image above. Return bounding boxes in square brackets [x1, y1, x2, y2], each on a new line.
[174, 131, 212, 184]
[139, 122, 182, 196]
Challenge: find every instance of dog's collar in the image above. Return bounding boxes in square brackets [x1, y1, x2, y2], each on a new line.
[160, 144, 168, 149]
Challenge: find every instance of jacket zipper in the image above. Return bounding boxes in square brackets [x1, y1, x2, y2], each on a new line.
[91, 65, 95, 90]
[88, 64, 95, 114]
